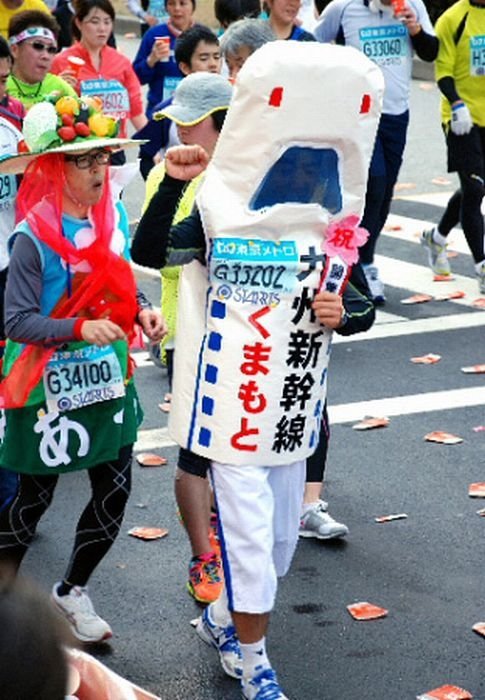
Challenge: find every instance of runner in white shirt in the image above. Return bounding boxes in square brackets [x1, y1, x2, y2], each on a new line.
[315, 0, 437, 303]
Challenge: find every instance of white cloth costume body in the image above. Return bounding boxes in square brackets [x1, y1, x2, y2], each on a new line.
[170, 42, 384, 469]
[169, 43, 384, 612]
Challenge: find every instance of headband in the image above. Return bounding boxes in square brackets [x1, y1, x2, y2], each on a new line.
[9, 27, 56, 46]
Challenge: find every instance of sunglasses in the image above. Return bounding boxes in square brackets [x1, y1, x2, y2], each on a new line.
[65, 150, 111, 169]
[25, 41, 57, 55]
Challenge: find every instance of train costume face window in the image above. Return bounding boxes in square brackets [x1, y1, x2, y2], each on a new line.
[250, 146, 342, 214]
[169, 42, 385, 466]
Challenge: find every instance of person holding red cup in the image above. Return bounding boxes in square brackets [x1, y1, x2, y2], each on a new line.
[133, 0, 195, 118]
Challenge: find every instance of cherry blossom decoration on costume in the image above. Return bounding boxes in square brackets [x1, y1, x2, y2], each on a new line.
[169, 42, 384, 466]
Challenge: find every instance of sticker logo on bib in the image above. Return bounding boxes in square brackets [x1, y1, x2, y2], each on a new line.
[43, 345, 125, 413]
[470, 36, 485, 76]
[81, 79, 130, 119]
[210, 237, 299, 302]
[359, 25, 408, 66]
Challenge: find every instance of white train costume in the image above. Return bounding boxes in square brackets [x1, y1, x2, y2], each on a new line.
[167, 42, 384, 612]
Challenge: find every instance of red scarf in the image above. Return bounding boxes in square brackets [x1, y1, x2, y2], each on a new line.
[0, 154, 137, 409]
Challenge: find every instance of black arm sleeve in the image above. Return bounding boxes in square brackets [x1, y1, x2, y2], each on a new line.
[131, 173, 207, 270]
[131, 174, 185, 269]
[411, 29, 439, 62]
[437, 76, 461, 105]
[337, 262, 375, 337]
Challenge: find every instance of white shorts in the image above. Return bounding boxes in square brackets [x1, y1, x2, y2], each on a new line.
[211, 460, 306, 614]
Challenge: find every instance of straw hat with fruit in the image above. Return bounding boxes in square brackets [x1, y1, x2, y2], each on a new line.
[0, 94, 143, 174]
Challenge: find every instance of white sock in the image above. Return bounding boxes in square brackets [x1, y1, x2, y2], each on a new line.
[475, 259, 485, 273]
[432, 228, 448, 247]
[208, 586, 232, 628]
[301, 501, 320, 516]
[241, 637, 271, 680]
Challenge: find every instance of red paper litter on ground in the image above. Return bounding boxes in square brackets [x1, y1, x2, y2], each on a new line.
[431, 176, 452, 186]
[435, 290, 465, 300]
[128, 527, 169, 540]
[461, 364, 485, 374]
[410, 354, 441, 364]
[424, 431, 463, 445]
[401, 293, 433, 304]
[468, 482, 485, 497]
[417, 685, 472, 700]
[352, 416, 389, 430]
[433, 274, 455, 282]
[472, 425, 485, 432]
[375, 513, 407, 523]
[472, 622, 485, 637]
[476, 508, 485, 517]
[136, 453, 168, 467]
[472, 297, 485, 308]
[347, 602, 388, 620]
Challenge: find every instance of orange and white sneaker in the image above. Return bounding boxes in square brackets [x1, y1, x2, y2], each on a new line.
[187, 552, 223, 604]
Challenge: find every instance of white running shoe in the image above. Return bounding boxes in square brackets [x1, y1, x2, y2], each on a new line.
[420, 228, 451, 276]
[51, 583, 112, 643]
[362, 265, 385, 305]
[299, 500, 349, 540]
[193, 605, 242, 679]
[242, 667, 289, 700]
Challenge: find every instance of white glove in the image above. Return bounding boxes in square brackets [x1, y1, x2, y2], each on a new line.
[451, 101, 473, 135]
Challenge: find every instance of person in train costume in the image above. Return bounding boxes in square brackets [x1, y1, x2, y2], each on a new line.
[168, 42, 383, 699]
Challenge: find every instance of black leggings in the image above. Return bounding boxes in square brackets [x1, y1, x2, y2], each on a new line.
[438, 175, 485, 263]
[306, 404, 330, 483]
[0, 445, 132, 587]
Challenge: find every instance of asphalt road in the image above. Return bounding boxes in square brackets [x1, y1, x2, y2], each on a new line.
[20, 41, 485, 700]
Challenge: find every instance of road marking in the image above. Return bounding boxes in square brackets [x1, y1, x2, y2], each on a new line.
[334, 310, 485, 343]
[328, 386, 485, 424]
[135, 426, 177, 451]
[133, 385, 485, 450]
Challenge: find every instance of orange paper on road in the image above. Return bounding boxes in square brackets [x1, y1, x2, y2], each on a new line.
[435, 290, 465, 300]
[136, 453, 168, 467]
[353, 416, 390, 430]
[410, 354, 441, 364]
[468, 482, 485, 497]
[472, 298, 485, 308]
[375, 513, 407, 523]
[347, 602, 388, 620]
[433, 275, 455, 282]
[128, 527, 169, 540]
[417, 685, 472, 700]
[461, 364, 485, 374]
[472, 622, 485, 637]
[401, 294, 433, 305]
[424, 431, 463, 445]
[431, 176, 452, 185]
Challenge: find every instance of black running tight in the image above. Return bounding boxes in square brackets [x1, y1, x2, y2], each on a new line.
[0, 444, 132, 587]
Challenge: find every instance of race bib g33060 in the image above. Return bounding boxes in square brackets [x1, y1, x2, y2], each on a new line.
[359, 25, 408, 67]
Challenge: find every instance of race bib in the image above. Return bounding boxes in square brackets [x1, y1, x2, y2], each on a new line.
[470, 36, 485, 76]
[163, 75, 182, 103]
[43, 345, 125, 413]
[0, 173, 16, 214]
[210, 237, 299, 307]
[81, 79, 130, 119]
[359, 25, 408, 67]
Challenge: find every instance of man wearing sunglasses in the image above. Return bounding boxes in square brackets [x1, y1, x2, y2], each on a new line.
[7, 10, 77, 108]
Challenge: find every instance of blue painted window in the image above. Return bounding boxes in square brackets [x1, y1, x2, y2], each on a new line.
[250, 146, 342, 214]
